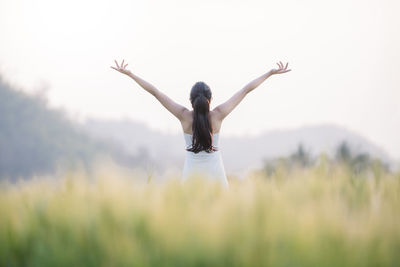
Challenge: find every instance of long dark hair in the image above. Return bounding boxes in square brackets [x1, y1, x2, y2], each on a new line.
[186, 81, 217, 154]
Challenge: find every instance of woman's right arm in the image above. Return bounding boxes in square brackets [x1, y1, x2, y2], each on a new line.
[212, 61, 291, 121]
[111, 59, 190, 121]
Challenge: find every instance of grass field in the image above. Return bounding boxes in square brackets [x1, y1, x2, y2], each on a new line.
[1, 164, 399, 267]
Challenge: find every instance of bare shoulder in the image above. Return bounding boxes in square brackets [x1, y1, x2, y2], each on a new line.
[180, 110, 222, 134]
[211, 105, 225, 121]
[180, 110, 193, 133]
[209, 110, 220, 122]
[181, 109, 193, 123]
[209, 110, 222, 133]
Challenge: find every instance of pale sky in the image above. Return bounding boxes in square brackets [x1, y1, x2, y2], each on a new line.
[0, 0, 399, 160]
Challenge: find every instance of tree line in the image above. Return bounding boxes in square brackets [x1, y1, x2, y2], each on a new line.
[263, 142, 390, 177]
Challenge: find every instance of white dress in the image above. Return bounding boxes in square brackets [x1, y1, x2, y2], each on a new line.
[181, 132, 229, 188]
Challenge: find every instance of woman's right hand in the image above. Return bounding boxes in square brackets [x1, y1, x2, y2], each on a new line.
[110, 59, 132, 75]
[270, 61, 291, 75]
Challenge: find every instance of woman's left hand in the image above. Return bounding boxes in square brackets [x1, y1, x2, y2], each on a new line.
[111, 59, 131, 75]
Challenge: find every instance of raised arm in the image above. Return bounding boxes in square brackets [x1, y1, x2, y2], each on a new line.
[111, 59, 189, 121]
[213, 61, 291, 121]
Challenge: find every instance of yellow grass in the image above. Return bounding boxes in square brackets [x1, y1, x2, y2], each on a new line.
[0, 164, 399, 266]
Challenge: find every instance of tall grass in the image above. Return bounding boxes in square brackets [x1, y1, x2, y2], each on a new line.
[0, 164, 399, 267]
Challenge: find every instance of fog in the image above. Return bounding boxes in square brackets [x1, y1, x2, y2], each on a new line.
[0, 0, 399, 159]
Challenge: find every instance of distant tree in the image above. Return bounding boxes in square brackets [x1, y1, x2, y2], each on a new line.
[263, 144, 314, 176]
[335, 141, 352, 163]
[333, 140, 384, 174]
[289, 144, 313, 168]
[262, 141, 391, 178]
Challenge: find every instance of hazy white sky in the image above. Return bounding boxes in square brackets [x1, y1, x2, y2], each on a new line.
[0, 0, 399, 159]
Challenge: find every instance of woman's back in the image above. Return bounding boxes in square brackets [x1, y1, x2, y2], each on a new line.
[180, 110, 222, 135]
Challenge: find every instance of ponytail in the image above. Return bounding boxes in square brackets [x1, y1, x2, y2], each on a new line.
[187, 82, 217, 154]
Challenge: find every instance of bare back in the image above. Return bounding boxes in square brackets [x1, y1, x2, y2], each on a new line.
[180, 110, 222, 135]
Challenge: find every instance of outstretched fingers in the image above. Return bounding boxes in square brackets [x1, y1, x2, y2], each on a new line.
[273, 61, 291, 74]
[110, 59, 131, 75]
[282, 62, 291, 73]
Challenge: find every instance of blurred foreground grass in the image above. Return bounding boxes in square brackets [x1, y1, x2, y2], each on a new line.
[0, 165, 399, 267]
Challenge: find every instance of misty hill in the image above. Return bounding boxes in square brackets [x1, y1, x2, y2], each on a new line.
[0, 77, 140, 180]
[83, 119, 393, 176]
[1, 74, 392, 180]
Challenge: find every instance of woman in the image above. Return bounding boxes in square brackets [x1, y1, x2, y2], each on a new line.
[111, 60, 291, 188]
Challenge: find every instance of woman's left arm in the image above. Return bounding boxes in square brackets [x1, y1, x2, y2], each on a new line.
[111, 59, 190, 121]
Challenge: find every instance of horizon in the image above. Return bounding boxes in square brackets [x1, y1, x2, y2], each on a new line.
[83, 117, 395, 164]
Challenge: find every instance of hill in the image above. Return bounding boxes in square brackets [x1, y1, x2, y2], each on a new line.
[0, 77, 139, 180]
[83, 119, 393, 177]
